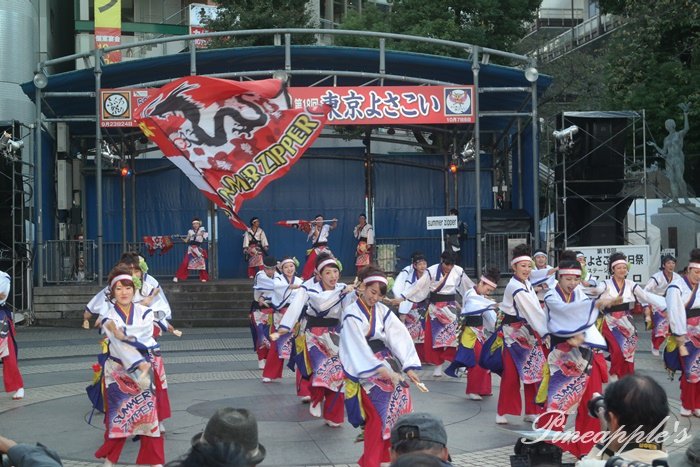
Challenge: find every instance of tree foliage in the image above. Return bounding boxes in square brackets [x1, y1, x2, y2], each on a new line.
[204, 0, 315, 48]
[602, 0, 700, 192]
[336, 0, 540, 59]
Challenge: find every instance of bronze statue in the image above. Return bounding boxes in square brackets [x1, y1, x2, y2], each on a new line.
[648, 103, 691, 205]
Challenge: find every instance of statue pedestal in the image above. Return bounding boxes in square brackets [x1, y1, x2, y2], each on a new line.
[651, 204, 700, 267]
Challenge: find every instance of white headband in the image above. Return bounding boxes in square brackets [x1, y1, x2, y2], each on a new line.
[611, 259, 627, 269]
[689, 262, 700, 270]
[316, 258, 338, 273]
[363, 275, 388, 285]
[511, 256, 532, 266]
[279, 258, 295, 267]
[480, 276, 497, 288]
[110, 274, 133, 289]
[576, 253, 585, 259]
[533, 251, 547, 258]
[558, 268, 582, 276]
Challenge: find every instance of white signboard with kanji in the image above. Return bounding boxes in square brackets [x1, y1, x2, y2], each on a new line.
[577, 245, 651, 284]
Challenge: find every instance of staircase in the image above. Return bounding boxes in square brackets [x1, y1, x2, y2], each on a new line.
[32, 279, 255, 328]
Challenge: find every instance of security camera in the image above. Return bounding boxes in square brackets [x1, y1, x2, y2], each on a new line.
[552, 125, 579, 142]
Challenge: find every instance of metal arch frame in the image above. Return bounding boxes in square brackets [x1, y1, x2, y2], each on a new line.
[34, 28, 540, 285]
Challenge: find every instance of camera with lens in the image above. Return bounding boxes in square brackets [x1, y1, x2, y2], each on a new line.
[588, 394, 606, 418]
[604, 456, 668, 466]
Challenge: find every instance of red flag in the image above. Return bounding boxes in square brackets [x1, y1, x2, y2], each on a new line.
[135, 76, 330, 230]
[276, 219, 312, 233]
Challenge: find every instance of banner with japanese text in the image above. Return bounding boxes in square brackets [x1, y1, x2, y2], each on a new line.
[289, 86, 474, 125]
[577, 245, 651, 284]
[189, 3, 219, 48]
[135, 76, 330, 230]
[94, 0, 122, 64]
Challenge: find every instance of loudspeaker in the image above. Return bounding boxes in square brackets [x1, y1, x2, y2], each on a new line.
[565, 198, 633, 246]
[555, 114, 628, 196]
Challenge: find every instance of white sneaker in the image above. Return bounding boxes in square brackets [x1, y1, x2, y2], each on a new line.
[102, 460, 114, 467]
[681, 407, 692, 417]
[258, 359, 266, 370]
[468, 393, 483, 401]
[172, 277, 178, 283]
[523, 414, 537, 422]
[693, 409, 700, 418]
[608, 374, 619, 383]
[651, 348, 660, 357]
[300, 396, 312, 404]
[325, 420, 342, 427]
[432, 365, 444, 377]
[309, 401, 322, 418]
[12, 388, 24, 400]
[262, 377, 272, 383]
[496, 415, 508, 424]
[159, 422, 165, 433]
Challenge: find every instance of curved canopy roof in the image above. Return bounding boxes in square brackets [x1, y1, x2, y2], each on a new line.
[22, 45, 550, 135]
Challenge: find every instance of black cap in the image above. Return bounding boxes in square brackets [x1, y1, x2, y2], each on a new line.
[390, 412, 447, 446]
[263, 256, 277, 268]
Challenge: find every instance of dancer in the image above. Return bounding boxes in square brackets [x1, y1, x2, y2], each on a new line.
[399, 250, 474, 377]
[588, 251, 665, 380]
[665, 249, 700, 417]
[251, 256, 278, 370]
[529, 249, 556, 305]
[0, 271, 24, 400]
[493, 244, 548, 425]
[575, 251, 593, 284]
[262, 257, 302, 385]
[243, 217, 269, 279]
[94, 265, 165, 467]
[300, 215, 337, 280]
[444, 267, 501, 400]
[391, 252, 430, 361]
[353, 213, 375, 273]
[173, 217, 209, 282]
[538, 251, 617, 457]
[340, 265, 423, 467]
[271, 252, 354, 427]
[644, 254, 679, 356]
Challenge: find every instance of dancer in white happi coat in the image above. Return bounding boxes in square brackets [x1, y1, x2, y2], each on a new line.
[390, 252, 429, 361]
[665, 249, 700, 417]
[94, 265, 166, 467]
[587, 251, 666, 380]
[399, 250, 474, 376]
[492, 244, 548, 425]
[271, 252, 355, 426]
[445, 267, 500, 399]
[262, 257, 304, 385]
[353, 213, 375, 272]
[300, 214, 337, 280]
[644, 254, 680, 356]
[530, 249, 557, 305]
[243, 216, 269, 279]
[250, 256, 278, 370]
[173, 217, 209, 282]
[340, 265, 423, 467]
[537, 251, 617, 458]
[0, 271, 24, 400]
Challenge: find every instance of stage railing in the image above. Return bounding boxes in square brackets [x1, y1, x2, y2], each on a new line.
[43, 240, 201, 283]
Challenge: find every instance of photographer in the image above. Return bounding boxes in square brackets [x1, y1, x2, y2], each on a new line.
[0, 434, 62, 467]
[579, 375, 669, 465]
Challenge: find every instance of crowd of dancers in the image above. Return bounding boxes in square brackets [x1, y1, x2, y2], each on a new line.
[2, 213, 700, 467]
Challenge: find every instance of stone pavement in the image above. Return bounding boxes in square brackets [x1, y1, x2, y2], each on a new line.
[0, 324, 697, 466]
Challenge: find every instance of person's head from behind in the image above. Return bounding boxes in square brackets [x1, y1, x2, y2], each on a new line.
[390, 413, 449, 462]
[167, 441, 252, 467]
[189, 407, 266, 466]
[390, 452, 448, 467]
[604, 374, 669, 447]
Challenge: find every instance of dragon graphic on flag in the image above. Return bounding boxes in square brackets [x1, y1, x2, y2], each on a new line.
[135, 76, 330, 230]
